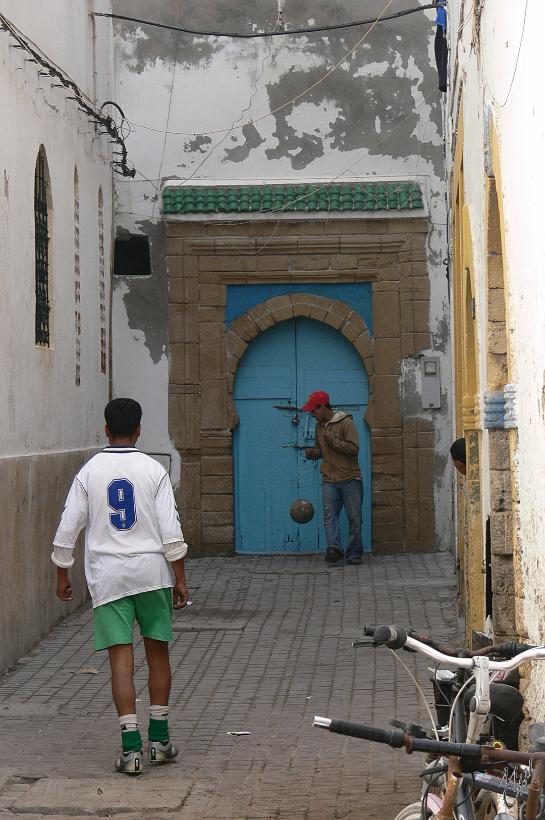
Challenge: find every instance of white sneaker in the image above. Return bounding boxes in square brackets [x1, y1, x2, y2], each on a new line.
[148, 740, 179, 764]
[115, 749, 143, 775]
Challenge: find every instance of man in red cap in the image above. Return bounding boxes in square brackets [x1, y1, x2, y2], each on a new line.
[303, 391, 363, 565]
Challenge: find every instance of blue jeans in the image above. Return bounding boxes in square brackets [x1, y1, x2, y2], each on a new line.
[322, 479, 363, 560]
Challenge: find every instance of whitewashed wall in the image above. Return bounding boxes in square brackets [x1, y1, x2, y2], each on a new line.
[0, 0, 114, 671]
[447, 0, 545, 712]
[0, 0, 114, 454]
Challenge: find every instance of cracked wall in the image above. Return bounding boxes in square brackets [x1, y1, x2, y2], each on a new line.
[110, 0, 452, 548]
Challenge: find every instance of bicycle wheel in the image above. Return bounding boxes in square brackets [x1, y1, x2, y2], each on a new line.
[394, 795, 442, 819]
[393, 804, 423, 820]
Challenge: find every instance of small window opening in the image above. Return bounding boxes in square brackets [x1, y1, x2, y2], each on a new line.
[114, 234, 152, 277]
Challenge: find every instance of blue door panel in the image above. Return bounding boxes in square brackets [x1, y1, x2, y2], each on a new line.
[302, 370, 369, 404]
[234, 317, 372, 553]
[235, 365, 293, 400]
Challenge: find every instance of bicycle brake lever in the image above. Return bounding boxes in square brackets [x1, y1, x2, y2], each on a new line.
[352, 640, 377, 648]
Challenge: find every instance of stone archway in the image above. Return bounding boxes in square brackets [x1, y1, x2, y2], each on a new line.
[225, 294, 374, 428]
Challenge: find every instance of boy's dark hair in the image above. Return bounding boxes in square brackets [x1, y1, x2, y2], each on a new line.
[450, 437, 466, 465]
[105, 398, 142, 438]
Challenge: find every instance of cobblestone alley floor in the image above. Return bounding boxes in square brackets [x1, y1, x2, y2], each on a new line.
[0, 553, 457, 819]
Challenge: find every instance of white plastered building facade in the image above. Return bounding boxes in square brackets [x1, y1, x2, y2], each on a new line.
[446, 0, 545, 716]
[0, 0, 114, 671]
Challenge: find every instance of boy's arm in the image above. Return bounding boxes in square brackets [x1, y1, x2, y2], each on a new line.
[169, 557, 189, 609]
[324, 418, 359, 455]
[305, 428, 322, 460]
[52, 478, 88, 602]
[155, 472, 190, 608]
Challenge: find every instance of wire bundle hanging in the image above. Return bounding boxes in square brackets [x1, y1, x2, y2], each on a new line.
[0, 13, 135, 178]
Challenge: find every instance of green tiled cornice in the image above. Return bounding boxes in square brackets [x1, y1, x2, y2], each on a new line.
[163, 182, 424, 215]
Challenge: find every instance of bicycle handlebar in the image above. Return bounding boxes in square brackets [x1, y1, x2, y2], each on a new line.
[314, 716, 545, 820]
[314, 716, 545, 763]
[314, 716, 483, 757]
[363, 624, 538, 660]
[362, 624, 465, 656]
[314, 716, 406, 747]
[365, 624, 545, 671]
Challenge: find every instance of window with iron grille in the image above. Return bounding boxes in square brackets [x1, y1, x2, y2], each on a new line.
[34, 147, 50, 346]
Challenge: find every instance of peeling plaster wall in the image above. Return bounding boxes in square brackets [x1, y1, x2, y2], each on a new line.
[447, 1, 545, 708]
[110, 0, 452, 546]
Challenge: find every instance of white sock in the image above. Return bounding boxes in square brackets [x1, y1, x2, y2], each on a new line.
[119, 713, 138, 732]
[150, 705, 168, 721]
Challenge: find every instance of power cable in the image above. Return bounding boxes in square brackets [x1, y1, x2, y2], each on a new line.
[389, 649, 440, 741]
[120, 0, 429, 138]
[125, 96, 430, 246]
[197, 97, 430, 257]
[174, 13, 281, 189]
[93, 4, 440, 39]
[0, 13, 134, 177]
[149, 5, 182, 229]
[489, 0, 528, 109]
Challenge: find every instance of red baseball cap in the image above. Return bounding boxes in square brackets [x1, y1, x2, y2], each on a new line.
[302, 390, 330, 412]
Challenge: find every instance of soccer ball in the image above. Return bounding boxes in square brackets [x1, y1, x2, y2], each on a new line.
[289, 499, 315, 524]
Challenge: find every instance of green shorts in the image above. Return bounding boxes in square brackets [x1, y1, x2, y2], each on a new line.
[93, 588, 173, 651]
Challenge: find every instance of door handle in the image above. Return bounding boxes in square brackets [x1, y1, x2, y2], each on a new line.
[281, 444, 307, 449]
[273, 405, 302, 411]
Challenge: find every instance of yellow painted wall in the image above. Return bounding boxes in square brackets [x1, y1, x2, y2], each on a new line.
[451, 110, 486, 643]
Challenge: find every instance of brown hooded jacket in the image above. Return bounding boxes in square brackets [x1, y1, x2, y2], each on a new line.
[312, 411, 362, 484]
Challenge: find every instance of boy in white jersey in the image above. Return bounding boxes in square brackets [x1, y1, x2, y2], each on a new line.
[52, 398, 189, 776]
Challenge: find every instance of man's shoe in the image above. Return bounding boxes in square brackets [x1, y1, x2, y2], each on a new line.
[325, 546, 343, 563]
[115, 749, 143, 775]
[346, 556, 362, 565]
[149, 740, 179, 764]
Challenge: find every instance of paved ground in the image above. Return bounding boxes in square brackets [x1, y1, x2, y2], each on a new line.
[0, 553, 457, 819]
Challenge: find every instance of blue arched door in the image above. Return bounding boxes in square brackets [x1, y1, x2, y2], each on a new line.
[234, 317, 372, 553]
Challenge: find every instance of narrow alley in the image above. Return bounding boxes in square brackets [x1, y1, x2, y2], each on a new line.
[4, 0, 545, 816]
[0, 554, 455, 819]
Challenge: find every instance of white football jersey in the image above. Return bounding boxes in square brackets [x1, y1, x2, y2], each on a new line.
[53, 447, 186, 607]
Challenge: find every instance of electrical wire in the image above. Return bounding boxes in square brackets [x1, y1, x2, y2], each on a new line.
[155, 96, 430, 259]
[388, 649, 440, 742]
[447, 675, 475, 742]
[179, 28, 276, 188]
[458, 1, 476, 35]
[149, 5, 183, 230]
[490, 0, 528, 109]
[93, 4, 441, 40]
[0, 13, 134, 177]
[122, 0, 412, 138]
[421, 770, 444, 817]
[121, 14, 435, 245]
[146, 5, 280, 224]
[448, 671, 501, 742]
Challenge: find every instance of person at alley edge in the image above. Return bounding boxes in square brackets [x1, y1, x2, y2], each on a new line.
[303, 390, 364, 565]
[51, 398, 189, 776]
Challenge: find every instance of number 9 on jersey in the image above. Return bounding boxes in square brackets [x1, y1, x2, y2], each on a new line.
[108, 478, 137, 531]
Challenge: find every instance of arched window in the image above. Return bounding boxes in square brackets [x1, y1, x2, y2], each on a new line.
[74, 168, 81, 385]
[98, 187, 106, 374]
[34, 146, 51, 346]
